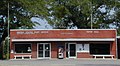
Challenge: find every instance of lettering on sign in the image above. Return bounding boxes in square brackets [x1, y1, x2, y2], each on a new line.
[86, 31, 99, 34]
[34, 31, 40, 34]
[94, 31, 99, 33]
[17, 31, 49, 34]
[17, 32, 24, 34]
[41, 31, 48, 33]
[86, 31, 93, 33]
[61, 33, 73, 35]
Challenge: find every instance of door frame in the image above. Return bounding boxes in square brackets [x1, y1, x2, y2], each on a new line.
[65, 43, 77, 58]
[37, 43, 51, 59]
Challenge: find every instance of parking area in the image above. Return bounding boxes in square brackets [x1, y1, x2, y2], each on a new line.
[0, 59, 119, 66]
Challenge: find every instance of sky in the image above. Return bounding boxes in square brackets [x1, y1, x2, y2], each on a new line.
[31, 17, 53, 29]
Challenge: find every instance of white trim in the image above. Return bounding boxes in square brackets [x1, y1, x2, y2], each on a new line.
[117, 36, 120, 38]
[37, 43, 51, 59]
[37, 44, 38, 59]
[12, 38, 115, 42]
[10, 29, 116, 31]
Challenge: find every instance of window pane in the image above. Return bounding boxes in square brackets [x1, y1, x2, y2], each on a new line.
[45, 51, 50, 57]
[15, 44, 31, 53]
[39, 44, 43, 50]
[76, 44, 89, 52]
[45, 44, 50, 50]
[39, 51, 43, 57]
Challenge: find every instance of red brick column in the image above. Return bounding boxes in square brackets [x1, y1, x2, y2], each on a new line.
[10, 41, 14, 59]
[51, 42, 57, 58]
[31, 43, 37, 58]
[111, 41, 116, 58]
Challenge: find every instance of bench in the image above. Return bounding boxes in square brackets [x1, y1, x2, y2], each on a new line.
[14, 55, 32, 59]
[92, 55, 114, 59]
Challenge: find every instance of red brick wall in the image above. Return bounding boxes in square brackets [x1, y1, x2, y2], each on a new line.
[31, 43, 37, 58]
[51, 42, 66, 58]
[10, 29, 116, 39]
[51, 42, 57, 58]
[10, 41, 14, 59]
[110, 41, 116, 58]
[77, 52, 92, 58]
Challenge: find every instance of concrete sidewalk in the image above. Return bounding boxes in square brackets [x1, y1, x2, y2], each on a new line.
[0, 59, 119, 66]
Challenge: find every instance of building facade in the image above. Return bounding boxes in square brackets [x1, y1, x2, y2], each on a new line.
[117, 36, 120, 59]
[10, 29, 117, 59]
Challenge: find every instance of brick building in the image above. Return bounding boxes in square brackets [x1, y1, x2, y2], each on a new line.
[117, 36, 120, 59]
[10, 29, 117, 59]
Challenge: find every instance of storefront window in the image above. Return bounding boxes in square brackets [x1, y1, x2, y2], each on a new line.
[90, 44, 110, 54]
[76, 44, 89, 52]
[14, 44, 31, 53]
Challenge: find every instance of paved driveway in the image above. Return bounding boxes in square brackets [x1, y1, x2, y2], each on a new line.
[0, 59, 119, 66]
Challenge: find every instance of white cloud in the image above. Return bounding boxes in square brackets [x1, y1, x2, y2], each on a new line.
[31, 17, 53, 29]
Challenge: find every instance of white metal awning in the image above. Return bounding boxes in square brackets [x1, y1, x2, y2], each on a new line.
[12, 38, 115, 42]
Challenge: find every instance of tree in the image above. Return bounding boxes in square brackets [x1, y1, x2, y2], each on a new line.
[47, 0, 119, 28]
[43, 0, 120, 35]
[0, 0, 52, 59]
[0, 0, 43, 29]
[1, 0, 119, 32]
[0, 0, 53, 40]
[2, 37, 9, 59]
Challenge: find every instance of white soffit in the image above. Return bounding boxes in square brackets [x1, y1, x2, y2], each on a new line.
[12, 38, 115, 42]
[117, 36, 120, 38]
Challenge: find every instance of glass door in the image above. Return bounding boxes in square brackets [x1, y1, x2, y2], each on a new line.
[38, 43, 51, 59]
[68, 44, 76, 58]
[38, 44, 43, 57]
[69, 44, 76, 57]
[45, 44, 50, 57]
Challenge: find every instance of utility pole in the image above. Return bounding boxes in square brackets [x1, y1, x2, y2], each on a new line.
[7, 2, 10, 59]
[90, 1, 93, 29]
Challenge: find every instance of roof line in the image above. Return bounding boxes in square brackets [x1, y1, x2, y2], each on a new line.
[10, 29, 116, 31]
[12, 38, 115, 42]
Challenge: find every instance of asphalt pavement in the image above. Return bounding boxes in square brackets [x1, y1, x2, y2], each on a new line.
[0, 59, 119, 66]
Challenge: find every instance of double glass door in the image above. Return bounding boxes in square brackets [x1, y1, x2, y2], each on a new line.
[38, 43, 51, 59]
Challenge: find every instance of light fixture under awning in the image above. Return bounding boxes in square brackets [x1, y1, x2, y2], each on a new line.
[12, 38, 115, 42]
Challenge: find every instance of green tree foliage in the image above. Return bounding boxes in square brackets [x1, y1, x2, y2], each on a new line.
[2, 37, 9, 59]
[0, 0, 51, 29]
[0, 0, 51, 42]
[44, 0, 120, 35]
[0, 0, 120, 31]
[47, 0, 120, 29]
[0, 0, 51, 59]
